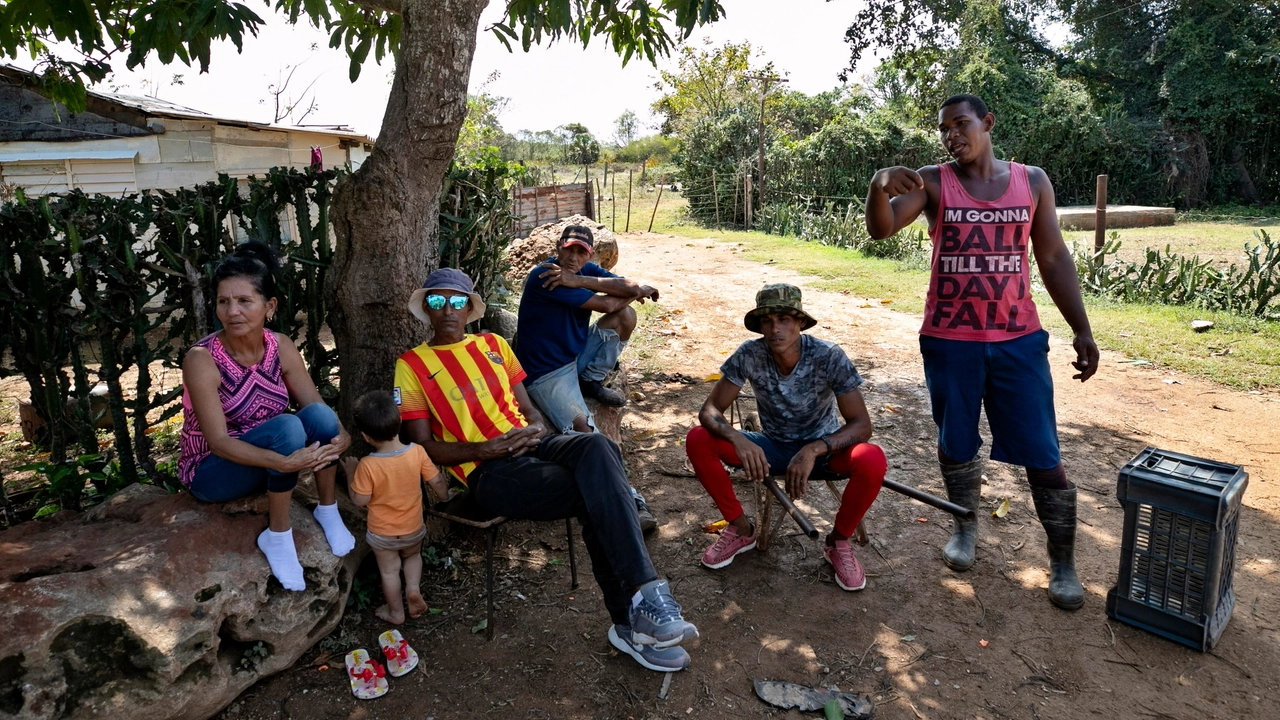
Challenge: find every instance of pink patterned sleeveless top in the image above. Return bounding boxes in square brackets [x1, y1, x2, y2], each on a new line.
[178, 330, 291, 487]
[921, 162, 1042, 342]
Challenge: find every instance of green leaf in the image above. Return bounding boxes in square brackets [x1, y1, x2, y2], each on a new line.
[470, 618, 488, 634]
[33, 504, 60, 519]
[824, 698, 844, 720]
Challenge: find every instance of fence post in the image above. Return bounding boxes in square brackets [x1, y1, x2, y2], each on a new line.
[626, 169, 633, 232]
[648, 175, 665, 232]
[1094, 174, 1109, 264]
[611, 167, 617, 232]
[712, 170, 721, 230]
[745, 173, 753, 231]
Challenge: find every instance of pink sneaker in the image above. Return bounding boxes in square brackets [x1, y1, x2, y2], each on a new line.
[701, 524, 757, 569]
[824, 539, 867, 591]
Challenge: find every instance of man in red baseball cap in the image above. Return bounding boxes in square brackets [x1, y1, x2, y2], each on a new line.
[516, 225, 662, 530]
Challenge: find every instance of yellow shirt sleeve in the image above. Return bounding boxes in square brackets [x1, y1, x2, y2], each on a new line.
[394, 356, 430, 420]
[493, 334, 526, 385]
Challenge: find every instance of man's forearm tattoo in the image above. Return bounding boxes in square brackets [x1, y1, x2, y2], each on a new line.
[823, 433, 856, 452]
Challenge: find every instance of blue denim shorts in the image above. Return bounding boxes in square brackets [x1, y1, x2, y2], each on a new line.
[526, 360, 594, 434]
[919, 329, 1060, 469]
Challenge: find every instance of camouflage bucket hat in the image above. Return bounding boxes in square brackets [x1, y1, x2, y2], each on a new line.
[743, 283, 818, 333]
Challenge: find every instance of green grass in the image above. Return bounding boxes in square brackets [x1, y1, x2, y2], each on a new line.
[1039, 297, 1280, 389]
[1064, 221, 1276, 265]
[652, 192, 1280, 389]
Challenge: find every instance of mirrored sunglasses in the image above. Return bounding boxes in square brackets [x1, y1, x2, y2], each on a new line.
[425, 294, 469, 311]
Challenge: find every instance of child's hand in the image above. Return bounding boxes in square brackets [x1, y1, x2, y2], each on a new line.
[339, 456, 359, 482]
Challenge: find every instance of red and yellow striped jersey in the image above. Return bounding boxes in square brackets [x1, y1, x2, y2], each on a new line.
[394, 333, 528, 484]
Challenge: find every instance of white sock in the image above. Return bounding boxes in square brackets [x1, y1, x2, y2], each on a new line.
[257, 528, 305, 591]
[313, 503, 355, 557]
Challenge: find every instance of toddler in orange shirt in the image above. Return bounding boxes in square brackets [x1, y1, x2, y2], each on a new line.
[345, 390, 450, 625]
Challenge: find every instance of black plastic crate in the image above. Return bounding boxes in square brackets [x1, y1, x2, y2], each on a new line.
[1106, 447, 1248, 651]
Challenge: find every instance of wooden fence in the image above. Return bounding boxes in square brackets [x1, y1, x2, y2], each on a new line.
[512, 182, 594, 237]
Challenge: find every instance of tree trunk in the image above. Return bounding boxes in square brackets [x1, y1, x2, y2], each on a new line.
[326, 0, 490, 427]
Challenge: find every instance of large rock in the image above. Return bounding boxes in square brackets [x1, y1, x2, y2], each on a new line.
[0, 482, 367, 720]
[504, 214, 619, 292]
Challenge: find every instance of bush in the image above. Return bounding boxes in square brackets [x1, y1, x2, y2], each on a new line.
[1077, 229, 1280, 318]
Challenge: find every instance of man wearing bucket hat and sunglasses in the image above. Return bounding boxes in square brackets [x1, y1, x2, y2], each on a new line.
[685, 284, 888, 592]
[516, 225, 662, 531]
[393, 268, 698, 672]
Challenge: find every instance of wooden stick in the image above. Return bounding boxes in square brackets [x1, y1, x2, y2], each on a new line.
[1094, 174, 1109, 260]
[648, 175, 665, 232]
[712, 170, 721, 230]
[745, 173, 753, 230]
[611, 166, 617, 232]
[625, 168, 633, 232]
[764, 477, 818, 538]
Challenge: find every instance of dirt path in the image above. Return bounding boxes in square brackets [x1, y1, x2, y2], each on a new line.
[223, 231, 1279, 720]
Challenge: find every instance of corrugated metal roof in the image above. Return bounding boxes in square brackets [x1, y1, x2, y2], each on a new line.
[0, 149, 139, 162]
[0, 63, 375, 144]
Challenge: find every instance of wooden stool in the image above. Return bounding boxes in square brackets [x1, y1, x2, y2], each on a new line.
[429, 493, 578, 641]
[742, 475, 869, 551]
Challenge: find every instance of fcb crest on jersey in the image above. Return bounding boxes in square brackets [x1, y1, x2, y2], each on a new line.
[486, 351, 504, 365]
[393, 387, 402, 405]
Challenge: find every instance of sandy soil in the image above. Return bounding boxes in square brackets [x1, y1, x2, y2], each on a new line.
[140, 231, 1280, 718]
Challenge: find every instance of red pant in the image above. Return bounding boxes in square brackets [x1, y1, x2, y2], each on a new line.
[685, 426, 887, 537]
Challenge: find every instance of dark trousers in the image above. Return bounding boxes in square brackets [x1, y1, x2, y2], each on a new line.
[469, 432, 656, 625]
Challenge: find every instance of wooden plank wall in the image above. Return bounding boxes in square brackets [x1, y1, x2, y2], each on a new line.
[512, 183, 594, 237]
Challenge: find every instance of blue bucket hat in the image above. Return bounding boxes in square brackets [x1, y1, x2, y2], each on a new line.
[407, 267, 486, 325]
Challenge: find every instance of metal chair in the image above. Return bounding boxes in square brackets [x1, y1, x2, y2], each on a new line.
[428, 492, 578, 640]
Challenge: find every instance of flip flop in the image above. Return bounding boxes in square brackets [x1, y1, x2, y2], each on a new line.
[345, 649, 389, 700]
[378, 629, 419, 677]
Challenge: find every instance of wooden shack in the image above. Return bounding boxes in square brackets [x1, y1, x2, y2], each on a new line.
[0, 64, 373, 198]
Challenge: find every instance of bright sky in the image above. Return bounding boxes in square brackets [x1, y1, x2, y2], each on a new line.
[16, 0, 875, 142]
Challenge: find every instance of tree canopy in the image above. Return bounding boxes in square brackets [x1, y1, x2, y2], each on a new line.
[844, 0, 1280, 206]
[2, 0, 725, 113]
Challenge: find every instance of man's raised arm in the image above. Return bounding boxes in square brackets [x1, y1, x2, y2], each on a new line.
[866, 166, 932, 240]
[538, 264, 659, 302]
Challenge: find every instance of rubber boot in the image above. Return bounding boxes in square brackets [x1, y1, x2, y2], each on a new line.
[940, 459, 983, 571]
[1030, 485, 1085, 610]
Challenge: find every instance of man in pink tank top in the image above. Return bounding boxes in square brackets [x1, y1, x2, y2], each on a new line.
[864, 94, 1099, 611]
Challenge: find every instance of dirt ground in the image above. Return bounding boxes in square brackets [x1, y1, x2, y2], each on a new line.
[98, 231, 1280, 718]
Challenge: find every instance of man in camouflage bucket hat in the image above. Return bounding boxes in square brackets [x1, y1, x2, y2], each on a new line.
[685, 283, 889, 593]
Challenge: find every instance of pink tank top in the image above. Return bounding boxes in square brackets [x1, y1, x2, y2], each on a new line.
[178, 330, 291, 487]
[921, 162, 1042, 342]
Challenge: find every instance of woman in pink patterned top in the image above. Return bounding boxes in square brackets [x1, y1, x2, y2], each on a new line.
[180, 241, 354, 591]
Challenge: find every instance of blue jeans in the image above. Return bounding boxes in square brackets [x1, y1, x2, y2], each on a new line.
[188, 403, 340, 503]
[526, 323, 625, 434]
[737, 431, 839, 478]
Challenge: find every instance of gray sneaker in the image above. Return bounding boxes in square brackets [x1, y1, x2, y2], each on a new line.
[609, 625, 690, 672]
[629, 579, 699, 648]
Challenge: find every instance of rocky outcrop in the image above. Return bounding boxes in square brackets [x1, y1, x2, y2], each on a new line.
[0, 482, 367, 720]
[504, 214, 619, 292]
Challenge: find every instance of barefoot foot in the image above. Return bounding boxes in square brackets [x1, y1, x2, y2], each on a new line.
[406, 593, 428, 619]
[375, 604, 405, 625]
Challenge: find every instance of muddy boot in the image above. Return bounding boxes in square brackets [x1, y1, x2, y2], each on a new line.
[940, 459, 983, 571]
[1031, 485, 1085, 610]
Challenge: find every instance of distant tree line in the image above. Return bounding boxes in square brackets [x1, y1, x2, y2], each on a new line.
[658, 0, 1280, 222]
